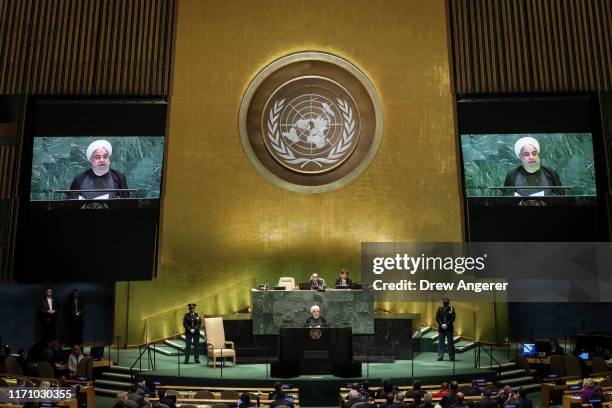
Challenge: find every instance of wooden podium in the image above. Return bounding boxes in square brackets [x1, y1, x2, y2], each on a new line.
[271, 327, 361, 378]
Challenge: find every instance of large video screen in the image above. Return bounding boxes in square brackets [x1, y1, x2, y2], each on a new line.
[15, 99, 167, 282]
[30, 136, 164, 201]
[461, 133, 597, 198]
[457, 96, 608, 242]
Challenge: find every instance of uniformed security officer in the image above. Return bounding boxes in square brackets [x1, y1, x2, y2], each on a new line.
[436, 297, 456, 361]
[183, 303, 202, 364]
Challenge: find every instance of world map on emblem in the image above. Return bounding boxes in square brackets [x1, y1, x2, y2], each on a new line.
[239, 52, 382, 192]
[263, 78, 360, 174]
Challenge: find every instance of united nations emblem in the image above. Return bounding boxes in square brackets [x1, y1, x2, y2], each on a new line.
[239, 52, 382, 192]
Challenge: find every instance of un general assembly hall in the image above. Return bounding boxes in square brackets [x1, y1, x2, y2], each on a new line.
[0, 1, 612, 408]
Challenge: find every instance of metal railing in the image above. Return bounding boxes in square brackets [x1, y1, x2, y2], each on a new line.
[129, 341, 159, 383]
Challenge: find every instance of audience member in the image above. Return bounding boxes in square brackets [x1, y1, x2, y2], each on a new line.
[590, 385, 610, 402]
[113, 392, 129, 408]
[381, 393, 396, 408]
[516, 389, 532, 408]
[269, 382, 285, 400]
[40, 288, 60, 342]
[16, 348, 32, 375]
[135, 379, 151, 396]
[464, 381, 483, 397]
[450, 392, 465, 408]
[496, 386, 513, 406]
[346, 389, 366, 408]
[270, 388, 294, 408]
[161, 392, 177, 408]
[416, 393, 434, 408]
[366, 396, 379, 408]
[433, 383, 450, 398]
[237, 393, 255, 408]
[68, 345, 83, 376]
[67, 289, 85, 346]
[475, 391, 498, 408]
[580, 378, 595, 403]
[549, 339, 564, 356]
[376, 379, 394, 399]
[127, 385, 151, 408]
[406, 380, 425, 400]
[440, 381, 459, 408]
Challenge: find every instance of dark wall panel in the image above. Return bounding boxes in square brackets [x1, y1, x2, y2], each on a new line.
[0, 282, 115, 351]
[509, 303, 612, 341]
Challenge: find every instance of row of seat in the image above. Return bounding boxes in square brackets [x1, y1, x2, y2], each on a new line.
[524, 354, 611, 378]
[3, 355, 94, 379]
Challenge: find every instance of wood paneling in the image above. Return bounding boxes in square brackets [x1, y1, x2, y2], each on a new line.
[450, 0, 612, 93]
[0, 0, 175, 95]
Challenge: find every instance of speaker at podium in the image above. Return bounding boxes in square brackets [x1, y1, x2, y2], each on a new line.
[271, 327, 361, 378]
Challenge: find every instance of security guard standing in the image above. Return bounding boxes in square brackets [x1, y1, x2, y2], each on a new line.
[436, 297, 456, 361]
[183, 303, 202, 364]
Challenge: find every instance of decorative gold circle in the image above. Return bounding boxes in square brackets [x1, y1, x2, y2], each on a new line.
[239, 52, 383, 193]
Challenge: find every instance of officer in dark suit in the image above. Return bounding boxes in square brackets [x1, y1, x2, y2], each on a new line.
[436, 297, 455, 361]
[40, 288, 60, 342]
[183, 303, 202, 364]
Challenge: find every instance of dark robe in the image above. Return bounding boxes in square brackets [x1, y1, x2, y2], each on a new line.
[305, 316, 327, 327]
[68, 168, 129, 199]
[503, 165, 563, 196]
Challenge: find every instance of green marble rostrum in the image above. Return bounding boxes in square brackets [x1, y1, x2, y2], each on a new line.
[251, 289, 374, 335]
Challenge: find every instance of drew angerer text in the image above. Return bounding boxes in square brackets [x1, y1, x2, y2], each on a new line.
[372, 279, 509, 293]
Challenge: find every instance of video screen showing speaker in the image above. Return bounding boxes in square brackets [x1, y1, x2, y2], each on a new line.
[457, 95, 608, 241]
[30, 136, 163, 201]
[15, 99, 167, 282]
[460, 132, 597, 204]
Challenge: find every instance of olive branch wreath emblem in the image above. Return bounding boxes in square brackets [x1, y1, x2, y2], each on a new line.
[267, 98, 355, 168]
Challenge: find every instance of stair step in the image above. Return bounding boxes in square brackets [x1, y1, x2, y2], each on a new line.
[455, 341, 477, 353]
[480, 361, 516, 370]
[165, 339, 186, 350]
[152, 345, 181, 356]
[102, 372, 132, 380]
[94, 379, 132, 389]
[422, 331, 438, 339]
[109, 365, 150, 373]
[498, 369, 527, 377]
[515, 383, 541, 393]
[95, 387, 128, 397]
[497, 376, 534, 386]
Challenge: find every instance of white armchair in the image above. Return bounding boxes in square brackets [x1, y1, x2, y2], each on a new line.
[204, 317, 236, 367]
[277, 277, 296, 290]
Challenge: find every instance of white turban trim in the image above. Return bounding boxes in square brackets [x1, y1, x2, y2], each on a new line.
[86, 140, 112, 161]
[514, 136, 540, 159]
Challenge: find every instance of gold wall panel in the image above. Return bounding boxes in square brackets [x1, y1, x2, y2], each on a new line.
[450, 0, 612, 93]
[115, 0, 502, 344]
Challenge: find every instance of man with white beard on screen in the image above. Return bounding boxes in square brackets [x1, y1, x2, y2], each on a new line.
[67, 139, 129, 199]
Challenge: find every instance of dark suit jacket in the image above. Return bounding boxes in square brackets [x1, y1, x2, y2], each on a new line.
[475, 398, 498, 408]
[335, 278, 353, 287]
[68, 168, 129, 199]
[67, 298, 85, 317]
[440, 391, 458, 408]
[183, 312, 202, 335]
[40, 297, 60, 320]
